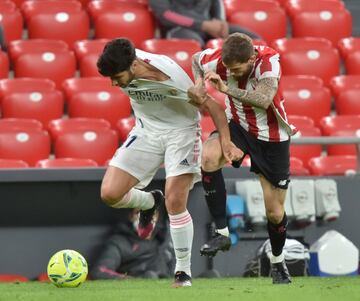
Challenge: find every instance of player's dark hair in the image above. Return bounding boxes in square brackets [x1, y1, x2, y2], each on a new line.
[97, 38, 136, 76]
[221, 33, 255, 65]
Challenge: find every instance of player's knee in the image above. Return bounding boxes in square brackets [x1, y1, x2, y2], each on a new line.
[100, 185, 125, 207]
[266, 208, 284, 224]
[165, 191, 187, 214]
[201, 151, 221, 172]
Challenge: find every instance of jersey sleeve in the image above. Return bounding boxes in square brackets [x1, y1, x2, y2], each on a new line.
[198, 48, 222, 73]
[257, 53, 281, 81]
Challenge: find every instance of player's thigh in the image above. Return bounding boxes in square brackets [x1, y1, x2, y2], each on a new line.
[101, 166, 139, 200]
[165, 173, 194, 214]
[110, 130, 164, 189]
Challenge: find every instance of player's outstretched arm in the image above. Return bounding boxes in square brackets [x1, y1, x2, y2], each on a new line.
[191, 52, 205, 80]
[188, 79, 243, 163]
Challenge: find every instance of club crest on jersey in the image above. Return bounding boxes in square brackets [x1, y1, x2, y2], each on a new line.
[169, 88, 178, 95]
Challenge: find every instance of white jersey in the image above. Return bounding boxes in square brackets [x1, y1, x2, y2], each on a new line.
[122, 49, 200, 132]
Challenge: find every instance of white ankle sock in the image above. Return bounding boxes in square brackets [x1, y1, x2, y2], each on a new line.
[270, 252, 284, 264]
[215, 227, 229, 237]
[112, 189, 154, 210]
[169, 210, 193, 276]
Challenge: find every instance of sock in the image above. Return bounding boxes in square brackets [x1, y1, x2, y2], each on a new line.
[267, 212, 288, 257]
[215, 227, 229, 237]
[201, 168, 227, 229]
[169, 210, 193, 276]
[112, 188, 154, 210]
[270, 253, 285, 264]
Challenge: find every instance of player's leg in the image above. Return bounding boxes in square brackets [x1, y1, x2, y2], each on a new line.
[200, 135, 231, 256]
[259, 174, 291, 284]
[165, 173, 194, 287]
[101, 131, 165, 239]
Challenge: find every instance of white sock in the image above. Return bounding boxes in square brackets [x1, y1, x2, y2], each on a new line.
[112, 189, 154, 210]
[215, 227, 229, 237]
[270, 252, 284, 264]
[169, 210, 193, 276]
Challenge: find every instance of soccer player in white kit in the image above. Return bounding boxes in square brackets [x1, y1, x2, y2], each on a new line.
[97, 38, 242, 287]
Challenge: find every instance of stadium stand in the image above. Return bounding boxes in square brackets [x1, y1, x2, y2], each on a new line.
[116, 116, 136, 143]
[329, 75, 360, 97]
[1, 90, 64, 129]
[308, 155, 358, 176]
[223, 0, 280, 20]
[0, 158, 29, 168]
[0, 130, 51, 166]
[0, 118, 43, 132]
[54, 129, 119, 166]
[35, 158, 98, 168]
[0, 274, 29, 282]
[0, 3, 23, 46]
[141, 39, 202, 79]
[48, 118, 111, 142]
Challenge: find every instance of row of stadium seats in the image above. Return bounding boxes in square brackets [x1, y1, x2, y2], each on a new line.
[0, 0, 353, 48]
[1, 36, 360, 86]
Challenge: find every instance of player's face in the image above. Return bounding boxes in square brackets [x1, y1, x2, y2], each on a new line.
[111, 68, 135, 88]
[223, 55, 256, 80]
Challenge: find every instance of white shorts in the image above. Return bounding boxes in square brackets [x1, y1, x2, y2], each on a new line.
[109, 126, 202, 189]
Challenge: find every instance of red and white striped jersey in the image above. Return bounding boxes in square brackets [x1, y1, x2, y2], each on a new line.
[197, 45, 295, 142]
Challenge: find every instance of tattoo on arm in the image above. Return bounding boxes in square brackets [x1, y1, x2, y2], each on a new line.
[192, 52, 204, 80]
[225, 77, 279, 110]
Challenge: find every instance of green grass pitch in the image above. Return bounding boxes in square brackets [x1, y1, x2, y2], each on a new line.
[0, 277, 360, 301]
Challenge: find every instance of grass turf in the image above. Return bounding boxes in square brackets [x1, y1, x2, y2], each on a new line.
[0, 277, 359, 301]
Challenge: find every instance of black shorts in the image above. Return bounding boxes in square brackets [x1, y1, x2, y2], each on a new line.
[229, 120, 290, 189]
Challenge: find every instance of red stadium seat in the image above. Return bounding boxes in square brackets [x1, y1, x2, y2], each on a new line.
[272, 37, 333, 53]
[343, 51, 360, 75]
[0, 130, 51, 166]
[223, 0, 280, 19]
[0, 78, 56, 101]
[285, 0, 345, 19]
[62, 77, 117, 101]
[55, 129, 119, 166]
[290, 127, 322, 168]
[319, 115, 360, 136]
[1, 91, 64, 129]
[0, 118, 43, 132]
[0, 7, 23, 46]
[73, 39, 109, 60]
[335, 89, 360, 115]
[329, 75, 360, 98]
[141, 39, 201, 78]
[0, 274, 29, 282]
[48, 118, 111, 141]
[14, 50, 77, 89]
[280, 47, 340, 87]
[308, 155, 358, 176]
[37, 272, 49, 282]
[116, 116, 135, 143]
[290, 156, 310, 176]
[282, 86, 332, 126]
[21, 0, 82, 21]
[338, 37, 360, 59]
[291, 9, 352, 47]
[93, 3, 155, 48]
[8, 39, 69, 63]
[0, 51, 9, 79]
[78, 54, 102, 77]
[27, 10, 90, 49]
[326, 130, 359, 157]
[36, 158, 98, 168]
[200, 116, 215, 141]
[287, 115, 315, 130]
[0, 1, 16, 12]
[0, 159, 29, 168]
[279, 75, 324, 93]
[68, 91, 131, 127]
[229, 6, 287, 45]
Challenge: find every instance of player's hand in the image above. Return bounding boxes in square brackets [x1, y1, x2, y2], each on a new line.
[187, 78, 208, 106]
[205, 71, 228, 93]
[221, 140, 243, 164]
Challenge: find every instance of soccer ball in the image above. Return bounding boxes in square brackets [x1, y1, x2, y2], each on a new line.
[47, 249, 88, 288]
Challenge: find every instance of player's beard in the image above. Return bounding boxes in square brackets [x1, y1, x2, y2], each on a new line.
[121, 70, 136, 88]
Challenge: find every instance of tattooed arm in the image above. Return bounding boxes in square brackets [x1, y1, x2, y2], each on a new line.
[204, 70, 278, 110]
[191, 52, 204, 80]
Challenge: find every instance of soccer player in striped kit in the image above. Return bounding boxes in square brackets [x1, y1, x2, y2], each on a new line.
[191, 33, 295, 284]
[97, 38, 242, 287]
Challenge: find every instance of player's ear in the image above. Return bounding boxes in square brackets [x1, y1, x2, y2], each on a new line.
[130, 60, 137, 73]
